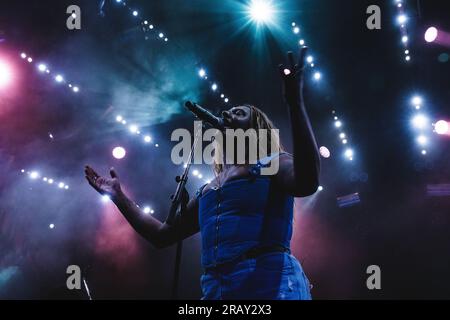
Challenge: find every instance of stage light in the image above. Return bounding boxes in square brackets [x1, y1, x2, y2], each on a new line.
[339, 133, 346, 139]
[306, 56, 313, 63]
[27, 57, 33, 63]
[73, 86, 79, 92]
[198, 68, 206, 78]
[144, 20, 148, 25]
[405, 50, 409, 54]
[21, 169, 25, 173]
[30, 171, 40, 179]
[405, 55, 411, 61]
[155, 144, 159, 147]
[313, 72, 321, 80]
[435, 120, 449, 135]
[424, 27, 438, 43]
[164, 38, 168, 42]
[38, 63, 47, 72]
[65, 185, 69, 190]
[132, 10, 138, 16]
[283, 69, 291, 75]
[293, 26, 300, 34]
[247, 0, 275, 25]
[342, 139, 348, 144]
[318, 186, 323, 192]
[198, 174, 203, 179]
[55, 74, 64, 83]
[192, 170, 199, 176]
[116, 115, 123, 122]
[345, 148, 354, 158]
[335, 120, 342, 128]
[149, 25, 154, 29]
[116, 0, 121, 3]
[49, 224, 55, 229]
[159, 33, 164, 38]
[421, 150, 427, 155]
[299, 39, 305, 46]
[20, 53, 26, 59]
[112, 146, 126, 159]
[58, 182, 65, 189]
[143, 206, 151, 214]
[129, 124, 138, 133]
[220, 94, 225, 98]
[48, 179, 54, 184]
[0, 61, 12, 88]
[121, 120, 127, 125]
[397, 14, 407, 24]
[319, 146, 331, 158]
[101, 195, 111, 203]
[412, 114, 429, 129]
[411, 96, 422, 106]
[224, 98, 229, 103]
[144, 136, 152, 143]
[402, 36, 408, 43]
[211, 83, 218, 91]
[417, 135, 428, 146]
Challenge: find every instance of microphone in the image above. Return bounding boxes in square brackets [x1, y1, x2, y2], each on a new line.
[185, 101, 225, 130]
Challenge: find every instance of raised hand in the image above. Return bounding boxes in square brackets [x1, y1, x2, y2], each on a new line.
[278, 46, 308, 105]
[84, 165, 122, 200]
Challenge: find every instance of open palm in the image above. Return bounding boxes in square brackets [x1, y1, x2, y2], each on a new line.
[85, 165, 122, 199]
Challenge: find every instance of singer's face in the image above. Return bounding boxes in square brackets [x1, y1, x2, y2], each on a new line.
[221, 106, 252, 130]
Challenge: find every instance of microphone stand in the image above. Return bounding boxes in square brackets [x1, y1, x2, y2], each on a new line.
[167, 124, 203, 300]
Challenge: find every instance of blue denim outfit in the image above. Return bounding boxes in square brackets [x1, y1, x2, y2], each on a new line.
[197, 154, 312, 300]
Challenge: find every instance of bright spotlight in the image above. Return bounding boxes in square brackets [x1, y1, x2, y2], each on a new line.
[405, 55, 411, 61]
[335, 120, 342, 128]
[58, 182, 65, 189]
[313, 72, 322, 80]
[293, 26, 300, 34]
[411, 96, 422, 106]
[48, 179, 54, 184]
[345, 148, 354, 158]
[412, 114, 429, 129]
[339, 133, 346, 139]
[101, 195, 111, 203]
[55, 74, 64, 83]
[132, 10, 138, 16]
[318, 186, 324, 192]
[112, 146, 126, 159]
[402, 36, 408, 43]
[38, 63, 47, 72]
[30, 171, 40, 179]
[424, 27, 438, 43]
[198, 68, 206, 78]
[159, 33, 164, 38]
[143, 206, 151, 214]
[192, 170, 199, 176]
[0, 61, 12, 88]
[342, 139, 348, 144]
[299, 39, 305, 46]
[73, 86, 79, 92]
[421, 150, 427, 155]
[417, 135, 428, 146]
[435, 120, 449, 135]
[116, 115, 123, 122]
[306, 56, 313, 63]
[211, 83, 218, 91]
[397, 14, 407, 24]
[144, 135, 152, 143]
[247, 0, 275, 25]
[27, 57, 33, 63]
[129, 124, 138, 133]
[49, 223, 55, 229]
[224, 98, 229, 103]
[20, 53, 27, 59]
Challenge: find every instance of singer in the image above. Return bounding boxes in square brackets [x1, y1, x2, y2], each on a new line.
[84, 48, 320, 300]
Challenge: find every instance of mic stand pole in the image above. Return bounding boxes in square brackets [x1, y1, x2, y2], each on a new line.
[167, 125, 203, 300]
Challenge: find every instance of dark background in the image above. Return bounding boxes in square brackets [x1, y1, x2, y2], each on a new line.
[0, 0, 449, 299]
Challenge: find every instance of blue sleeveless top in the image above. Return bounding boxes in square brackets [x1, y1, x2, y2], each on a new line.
[197, 153, 294, 269]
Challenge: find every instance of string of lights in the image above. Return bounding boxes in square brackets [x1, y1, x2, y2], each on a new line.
[19, 52, 80, 93]
[394, 0, 412, 62]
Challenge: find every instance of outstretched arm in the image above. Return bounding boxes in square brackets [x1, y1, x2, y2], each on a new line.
[85, 166, 199, 248]
[276, 47, 321, 197]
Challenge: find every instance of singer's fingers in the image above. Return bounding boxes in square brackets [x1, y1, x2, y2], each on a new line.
[110, 167, 118, 179]
[299, 46, 308, 69]
[287, 51, 296, 70]
[85, 165, 99, 179]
